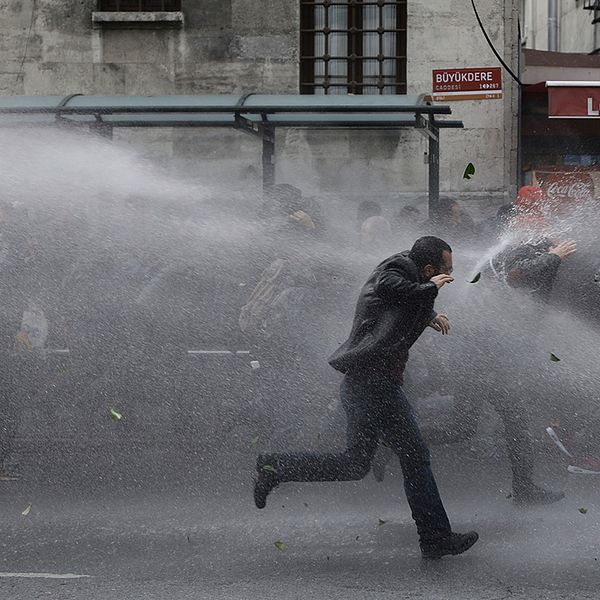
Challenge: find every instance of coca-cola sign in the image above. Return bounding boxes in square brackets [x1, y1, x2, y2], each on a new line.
[535, 171, 595, 207]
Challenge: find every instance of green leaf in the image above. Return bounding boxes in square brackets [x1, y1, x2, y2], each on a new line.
[579, 507, 588, 514]
[250, 436, 260, 449]
[463, 162, 476, 180]
[21, 503, 32, 517]
[550, 353, 561, 363]
[274, 541, 285, 551]
[469, 272, 482, 284]
[378, 518, 387, 527]
[109, 408, 122, 421]
[262, 464, 277, 474]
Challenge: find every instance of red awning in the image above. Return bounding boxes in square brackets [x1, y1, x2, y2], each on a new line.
[547, 81, 600, 118]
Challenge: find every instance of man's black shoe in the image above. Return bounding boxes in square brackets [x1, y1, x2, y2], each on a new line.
[513, 484, 565, 506]
[254, 456, 279, 509]
[420, 531, 479, 559]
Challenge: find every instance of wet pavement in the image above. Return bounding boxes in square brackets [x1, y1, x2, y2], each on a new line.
[1, 449, 598, 599]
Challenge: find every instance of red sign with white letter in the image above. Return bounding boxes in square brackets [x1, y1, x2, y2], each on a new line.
[432, 67, 502, 101]
[548, 87, 600, 118]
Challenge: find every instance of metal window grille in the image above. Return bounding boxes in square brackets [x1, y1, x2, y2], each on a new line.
[300, 0, 407, 95]
[97, 0, 181, 11]
[583, 0, 600, 24]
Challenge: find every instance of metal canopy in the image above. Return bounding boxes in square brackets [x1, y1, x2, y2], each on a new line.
[0, 94, 464, 219]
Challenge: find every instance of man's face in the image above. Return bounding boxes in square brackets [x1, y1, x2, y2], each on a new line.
[423, 250, 453, 280]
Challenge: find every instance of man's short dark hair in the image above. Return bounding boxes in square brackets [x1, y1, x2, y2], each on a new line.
[409, 236, 452, 269]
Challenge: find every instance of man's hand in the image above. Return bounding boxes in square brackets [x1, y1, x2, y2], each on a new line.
[431, 274, 454, 289]
[429, 313, 450, 335]
[549, 240, 577, 260]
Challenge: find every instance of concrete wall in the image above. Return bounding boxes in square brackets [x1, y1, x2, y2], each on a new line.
[0, 0, 519, 208]
[522, 0, 600, 53]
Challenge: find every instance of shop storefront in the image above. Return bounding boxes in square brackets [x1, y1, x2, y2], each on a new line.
[521, 50, 600, 204]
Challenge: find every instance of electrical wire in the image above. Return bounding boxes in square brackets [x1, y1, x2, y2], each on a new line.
[12, 0, 37, 95]
[470, 0, 523, 87]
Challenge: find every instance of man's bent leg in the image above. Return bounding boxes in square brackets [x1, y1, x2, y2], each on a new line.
[259, 374, 380, 484]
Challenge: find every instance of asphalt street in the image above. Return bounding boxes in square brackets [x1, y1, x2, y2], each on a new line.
[1, 448, 599, 600]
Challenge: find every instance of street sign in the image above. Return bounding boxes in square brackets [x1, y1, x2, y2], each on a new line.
[432, 67, 502, 101]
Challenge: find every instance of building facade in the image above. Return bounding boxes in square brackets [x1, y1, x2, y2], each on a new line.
[0, 1, 520, 208]
[521, 0, 600, 53]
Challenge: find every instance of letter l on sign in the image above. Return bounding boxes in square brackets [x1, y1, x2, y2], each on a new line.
[588, 97, 600, 117]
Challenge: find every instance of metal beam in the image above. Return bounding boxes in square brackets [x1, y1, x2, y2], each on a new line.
[0, 105, 454, 116]
[416, 114, 439, 141]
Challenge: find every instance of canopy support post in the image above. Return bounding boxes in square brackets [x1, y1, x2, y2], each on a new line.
[262, 126, 275, 193]
[428, 118, 440, 222]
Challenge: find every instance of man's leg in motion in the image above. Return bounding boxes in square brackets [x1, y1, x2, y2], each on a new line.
[493, 396, 564, 505]
[381, 381, 478, 557]
[254, 373, 380, 508]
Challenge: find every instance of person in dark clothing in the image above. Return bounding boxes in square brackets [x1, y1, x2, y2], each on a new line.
[254, 236, 479, 559]
[356, 200, 383, 231]
[424, 236, 577, 504]
[489, 238, 576, 301]
[428, 196, 480, 243]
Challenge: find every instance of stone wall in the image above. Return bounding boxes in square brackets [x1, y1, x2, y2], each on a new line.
[0, 0, 519, 209]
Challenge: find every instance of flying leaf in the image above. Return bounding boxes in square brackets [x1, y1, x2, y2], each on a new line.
[109, 408, 122, 421]
[21, 503, 32, 516]
[550, 353, 561, 363]
[262, 464, 277, 474]
[463, 162, 476, 180]
[378, 518, 387, 527]
[579, 507, 588, 514]
[469, 272, 482, 284]
[250, 436, 260, 449]
[274, 541, 285, 551]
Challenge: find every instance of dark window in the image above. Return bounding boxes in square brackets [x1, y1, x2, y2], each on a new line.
[97, 0, 181, 10]
[300, 0, 407, 95]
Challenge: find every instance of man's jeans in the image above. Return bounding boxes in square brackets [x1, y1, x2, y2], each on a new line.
[261, 372, 452, 542]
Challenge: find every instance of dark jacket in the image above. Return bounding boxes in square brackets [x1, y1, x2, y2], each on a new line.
[489, 239, 561, 302]
[328, 251, 438, 382]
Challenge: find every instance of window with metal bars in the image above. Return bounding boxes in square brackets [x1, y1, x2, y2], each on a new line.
[583, 0, 600, 24]
[97, 0, 181, 11]
[300, 0, 407, 95]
